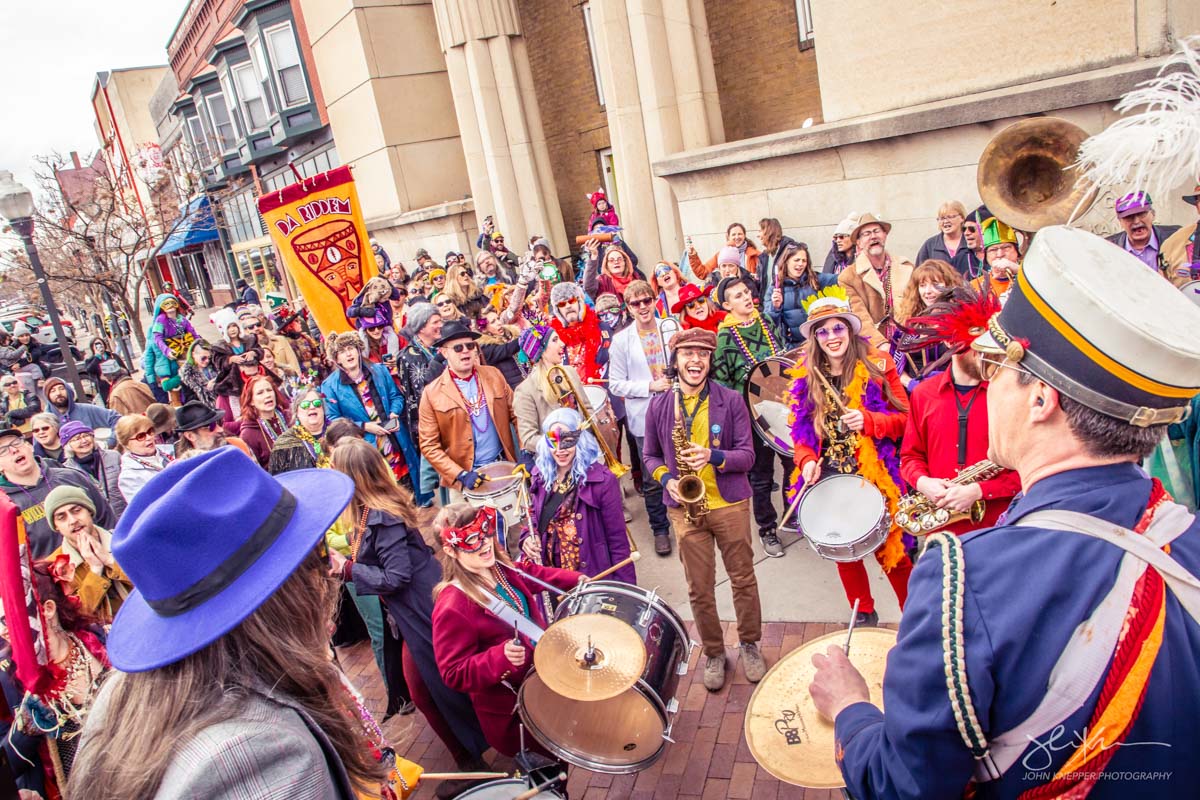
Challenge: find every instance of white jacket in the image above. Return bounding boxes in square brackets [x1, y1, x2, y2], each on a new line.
[608, 321, 676, 438]
[118, 452, 170, 502]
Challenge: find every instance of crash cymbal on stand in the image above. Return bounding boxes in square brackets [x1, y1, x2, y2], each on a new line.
[533, 614, 646, 702]
[744, 627, 896, 788]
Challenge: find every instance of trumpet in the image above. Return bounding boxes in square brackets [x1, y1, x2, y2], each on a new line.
[545, 364, 629, 479]
[894, 459, 1003, 535]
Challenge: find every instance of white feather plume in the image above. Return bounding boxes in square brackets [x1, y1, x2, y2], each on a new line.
[1074, 35, 1200, 200]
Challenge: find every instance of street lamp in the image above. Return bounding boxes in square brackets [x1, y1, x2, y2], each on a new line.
[0, 170, 88, 399]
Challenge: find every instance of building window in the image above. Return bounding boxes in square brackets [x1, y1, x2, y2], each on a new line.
[598, 147, 618, 210]
[581, 3, 605, 107]
[204, 92, 238, 152]
[794, 0, 814, 48]
[264, 23, 309, 108]
[184, 114, 212, 166]
[224, 186, 264, 244]
[248, 36, 279, 114]
[232, 63, 269, 132]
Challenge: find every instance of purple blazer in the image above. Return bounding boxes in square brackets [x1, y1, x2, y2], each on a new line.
[643, 380, 755, 508]
[529, 461, 636, 584]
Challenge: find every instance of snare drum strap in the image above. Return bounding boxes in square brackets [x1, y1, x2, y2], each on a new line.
[470, 584, 547, 646]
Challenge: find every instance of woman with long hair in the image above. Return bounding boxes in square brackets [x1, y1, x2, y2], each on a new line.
[442, 263, 489, 321]
[237, 374, 291, 468]
[512, 325, 587, 456]
[115, 414, 171, 502]
[894, 259, 965, 385]
[788, 295, 913, 626]
[179, 339, 218, 409]
[1, 560, 111, 796]
[67, 449, 422, 800]
[650, 261, 688, 319]
[525, 408, 635, 582]
[767, 241, 840, 348]
[757, 217, 797, 291]
[474, 306, 523, 388]
[431, 503, 583, 757]
[329, 439, 490, 777]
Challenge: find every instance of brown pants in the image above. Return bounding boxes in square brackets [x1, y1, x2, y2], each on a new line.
[668, 500, 762, 657]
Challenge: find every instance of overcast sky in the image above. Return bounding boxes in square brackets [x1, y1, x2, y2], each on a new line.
[1, 0, 187, 194]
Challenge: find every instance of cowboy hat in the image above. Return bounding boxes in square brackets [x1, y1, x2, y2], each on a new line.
[850, 213, 893, 242]
[799, 297, 862, 340]
[670, 283, 713, 315]
[107, 448, 353, 671]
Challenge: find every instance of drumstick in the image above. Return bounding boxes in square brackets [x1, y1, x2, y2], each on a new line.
[811, 368, 851, 414]
[419, 771, 509, 781]
[513, 773, 567, 800]
[583, 551, 641, 583]
[844, 599, 861, 656]
[506, 564, 570, 596]
[779, 457, 822, 530]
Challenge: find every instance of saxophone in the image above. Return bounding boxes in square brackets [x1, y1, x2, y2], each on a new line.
[894, 459, 1003, 535]
[672, 382, 709, 525]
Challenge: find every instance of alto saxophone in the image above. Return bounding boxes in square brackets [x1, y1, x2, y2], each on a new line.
[672, 382, 709, 525]
[894, 459, 1003, 535]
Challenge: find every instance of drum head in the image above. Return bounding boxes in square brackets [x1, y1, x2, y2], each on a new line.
[582, 385, 608, 412]
[798, 475, 885, 545]
[519, 673, 666, 773]
[469, 461, 521, 495]
[455, 778, 559, 799]
[1182, 280, 1200, 308]
[744, 354, 799, 456]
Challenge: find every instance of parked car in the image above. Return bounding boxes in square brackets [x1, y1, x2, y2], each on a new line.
[0, 311, 77, 346]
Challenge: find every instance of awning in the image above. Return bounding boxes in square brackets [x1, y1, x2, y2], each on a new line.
[159, 196, 220, 254]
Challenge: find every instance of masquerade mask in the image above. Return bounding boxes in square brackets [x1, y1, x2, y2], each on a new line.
[654, 263, 673, 278]
[545, 428, 583, 451]
[598, 311, 620, 327]
[441, 507, 497, 553]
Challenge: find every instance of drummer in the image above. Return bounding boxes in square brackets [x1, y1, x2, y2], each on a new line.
[789, 292, 912, 626]
[524, 408, 635, 583]
[431, 503, 585, 758]
[809, 227, 1200, 797]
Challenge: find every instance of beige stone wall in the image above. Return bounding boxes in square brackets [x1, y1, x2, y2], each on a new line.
[299, 0, 472, 227]
[367, 199, 478, 269]
[810, 0, 1181, 122]
[657, 74, 1198, 269]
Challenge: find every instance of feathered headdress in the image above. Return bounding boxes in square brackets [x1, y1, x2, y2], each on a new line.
[896, 285, 1001, 373]
[1074, 35, 1200, 205]
[800, 284, 848, 315]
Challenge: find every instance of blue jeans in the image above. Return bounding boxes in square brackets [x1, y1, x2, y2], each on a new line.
[346, 581, 386, 681]
[415, 456, 436, 507]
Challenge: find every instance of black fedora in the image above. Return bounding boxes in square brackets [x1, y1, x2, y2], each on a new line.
[433, 319, 480, 348]
[175, 401, 226, 432]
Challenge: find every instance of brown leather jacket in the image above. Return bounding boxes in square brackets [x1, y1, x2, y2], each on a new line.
[837, 250, 915, 348]
[418, 364, 518, 488]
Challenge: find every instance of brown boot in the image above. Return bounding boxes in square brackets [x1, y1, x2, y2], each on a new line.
[702, 654, 727, 691]
[740, 642, 767, 683]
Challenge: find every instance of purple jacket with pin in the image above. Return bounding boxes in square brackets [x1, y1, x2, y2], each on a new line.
[529, 461, 636, 584]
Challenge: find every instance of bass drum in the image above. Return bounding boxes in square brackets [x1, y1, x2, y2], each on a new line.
[518, 582, 691, 773]
[1181, 280, 1200, 308]
[744, 350, 802, 456]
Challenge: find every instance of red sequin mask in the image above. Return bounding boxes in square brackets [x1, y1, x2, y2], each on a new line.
[441, 507, 497, 553]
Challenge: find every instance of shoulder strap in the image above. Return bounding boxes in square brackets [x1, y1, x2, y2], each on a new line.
[453, 579, 546, 646]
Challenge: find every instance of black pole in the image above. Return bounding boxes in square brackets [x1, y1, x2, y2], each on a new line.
[10, 216, 88, 399]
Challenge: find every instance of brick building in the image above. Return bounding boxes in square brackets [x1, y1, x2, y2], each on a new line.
[294, 0, 1196, 278]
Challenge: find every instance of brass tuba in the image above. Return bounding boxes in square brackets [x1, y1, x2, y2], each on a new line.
[977, 117, 1098, 232]
[545, 364, 629, 478]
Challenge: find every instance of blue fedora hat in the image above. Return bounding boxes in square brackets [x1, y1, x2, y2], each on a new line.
[107, 447, 353, 672]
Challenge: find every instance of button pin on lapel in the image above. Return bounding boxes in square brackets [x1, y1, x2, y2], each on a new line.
[712, 423, 720, 448]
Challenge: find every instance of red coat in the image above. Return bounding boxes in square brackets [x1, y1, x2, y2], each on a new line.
[551, 310, 605, 384]
[432, 561, 583, 756]
[899, 370, 1021, 535]
[794, 356, 909, 469]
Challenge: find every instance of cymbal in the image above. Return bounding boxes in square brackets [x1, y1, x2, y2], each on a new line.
[744, 627, 896, 788]
[533, 614, 646, 702]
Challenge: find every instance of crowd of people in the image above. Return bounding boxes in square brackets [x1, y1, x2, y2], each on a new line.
[1, 177, 1198, 800]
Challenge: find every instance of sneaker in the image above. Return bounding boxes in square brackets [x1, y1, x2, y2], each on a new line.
[654, 532, 672, 556]
[702, 654, 727, 691]
[740, 642, 767, 683]
[855, 609, 879, 627]
[761, 529, 784, 558]
[624, 507, 634, 523]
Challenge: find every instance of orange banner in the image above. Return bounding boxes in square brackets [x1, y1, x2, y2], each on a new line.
[257, 166, 377, 335]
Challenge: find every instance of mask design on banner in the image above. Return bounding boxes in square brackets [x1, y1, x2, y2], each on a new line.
[291, 219, 365, 309]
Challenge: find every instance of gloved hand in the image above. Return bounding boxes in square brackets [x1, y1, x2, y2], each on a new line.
[459, 470, 485, 490]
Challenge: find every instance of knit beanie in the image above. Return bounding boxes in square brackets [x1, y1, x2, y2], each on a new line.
[58, 420, 94, 446]
[403, 302, 438, 340]
[45, 485, 96, 524]
[518, 324, 554, 365]
[717, 246, 742, 266]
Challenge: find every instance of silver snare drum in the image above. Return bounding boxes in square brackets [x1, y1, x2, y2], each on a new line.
[455, 778, 562, 798]
[797, 474, 890, 562]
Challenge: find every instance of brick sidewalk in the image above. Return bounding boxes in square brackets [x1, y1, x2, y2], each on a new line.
[338, 620, 868, 799]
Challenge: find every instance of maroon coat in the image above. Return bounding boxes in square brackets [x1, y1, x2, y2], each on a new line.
[432, 561, 583, 756]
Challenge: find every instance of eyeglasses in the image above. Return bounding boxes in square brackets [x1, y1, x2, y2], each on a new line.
[31, 426, 53, 434]
[980, 355, 1030, 382]
[937, 214, 963, 222]
[555, 298, 579, 309]
[627, 297, 654, 309]
[299, 398, 324, 410]
[130, 430, 155, 442]
[685, 298, 707, 310]
[242, 322, 261, 331]
[0, 439, 28, 456]
[436, 300, 454, 307]
[857, 227, 884, 241]
[815, 323, 849, 339]
[449, 341, 478, 353]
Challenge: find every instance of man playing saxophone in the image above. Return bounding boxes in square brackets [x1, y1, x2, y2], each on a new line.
[898, 286, 1021, 536]
[643, 328, 765, 693]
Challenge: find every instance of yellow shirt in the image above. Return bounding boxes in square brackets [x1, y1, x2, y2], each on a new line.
[652, 394, 732, 509]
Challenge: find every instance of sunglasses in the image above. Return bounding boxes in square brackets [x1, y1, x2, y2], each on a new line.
[31, 426, 53, 434]
[1, 382, 16, 388]
[299, 398, 324, 409]
[627, 297, 654, 309]
[242, 322, 261, 330]
[436, 300, 454, 308]
[815, 323, 849, 339]
[130, 430, 155, 442]
[555, 298, 579, 309]
[449, 341, 478, 353]
[546, 429, 583, 451]
[462, 270, 474, 278]
[685, 298, 707, 310]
